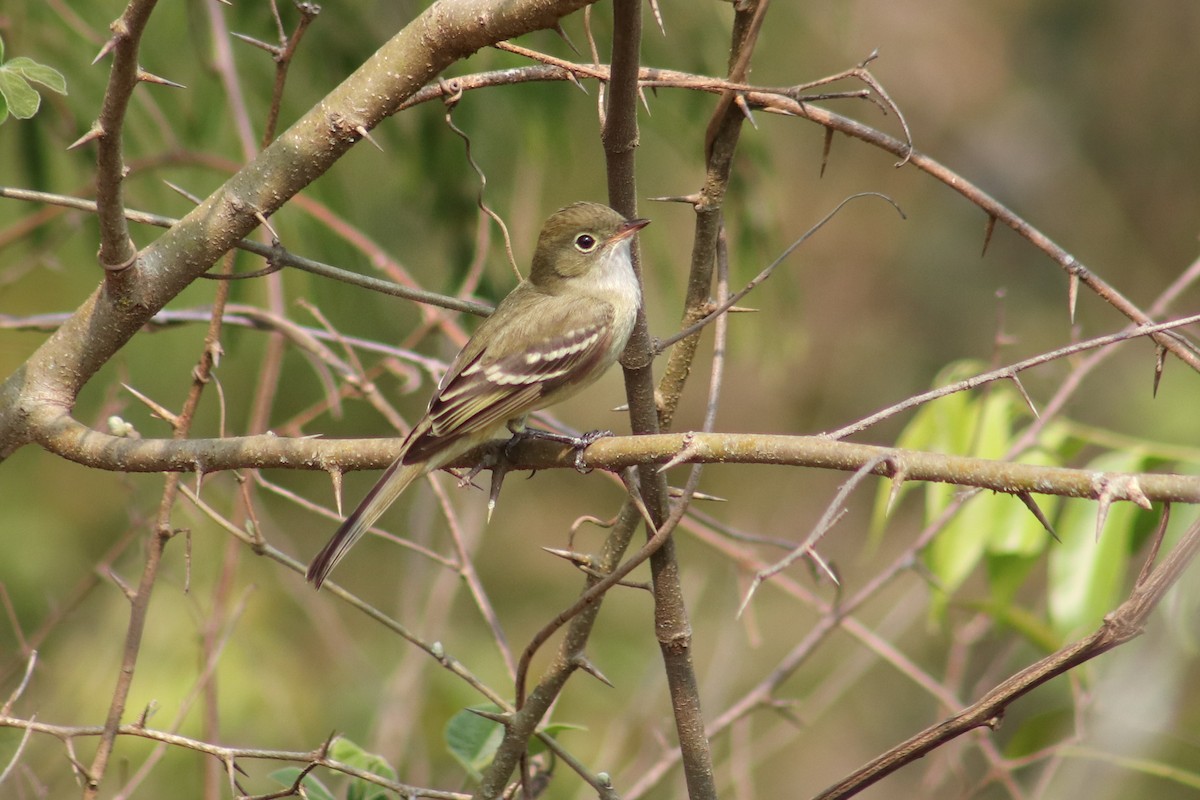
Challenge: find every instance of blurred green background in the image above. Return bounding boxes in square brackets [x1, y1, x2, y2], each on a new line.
[2, 1, 1199, 798]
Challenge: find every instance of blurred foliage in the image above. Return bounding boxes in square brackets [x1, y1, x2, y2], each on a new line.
[2, 1, 1200, 799]
[0, 33, 68, 124]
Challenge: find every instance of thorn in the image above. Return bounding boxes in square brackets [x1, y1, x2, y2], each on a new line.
[1067, 270, 1079, 325]
[648, 0, 666, 35]
[1094, 490, 1112, 543]
[564, 70, 589, 95]
[253, 211, 280, 242]
[1153, 344, 1166, 397]
[551, 23, 580, 56]
[981, 214, 997, 257]
[1016, 491, 1058, 541]
[92, 37, 119, 65]
[734, 94, 758, 128]
[545, 546, 649, 588]
[736, 575, 762, 619]
[637, 85, 652, 116]
[317, 730, 338, 759]
[807, 548, 840, 586]
[647, 193, 703, 208]
[136, 68, 186, 89]
[658, 433, 698, 473]
[542, 547, 593, 568]
[1008, 374, 1040, 418]
[162, 180, 202, 205]
[231, 31, 283, 57]
[121, 383, 181, 427]
[354, 125, 384, 151]
[1123, 476, 1153, 511]
[726, 305, 759, 314]
[106, 567, 137, 601]
[571, 655, 614, 688]
[67, 124, 105, 151]
[885, 467, 907, 516]
[487, 458, 510, 523]
[820, 128, 834, 178]
[668, 486, 726, 502]
[329, 468, 344, 517]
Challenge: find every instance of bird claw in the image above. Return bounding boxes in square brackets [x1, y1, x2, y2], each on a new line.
[505, 427, 612, 474]
[572, 429, 612, 473]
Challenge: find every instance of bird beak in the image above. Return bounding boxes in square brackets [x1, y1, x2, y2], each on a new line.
[608, 217, 651, 245]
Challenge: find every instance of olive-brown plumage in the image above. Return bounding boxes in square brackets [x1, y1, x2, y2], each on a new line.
[307, 202, 648, 588]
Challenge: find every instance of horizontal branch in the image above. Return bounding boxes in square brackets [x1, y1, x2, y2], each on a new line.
[31, 409, 1200, 507]
[0, 0, 597, 459]
[0, 186, 492, 317]
[0, 714, 468, 800]
[400, 58, 1200, 375]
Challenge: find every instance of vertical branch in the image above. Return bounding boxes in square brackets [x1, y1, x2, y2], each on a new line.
[93, 0, 160, 275]
[197, 2, 301, 795]
[86, 249, 237, 800]
[656, 1, 768, 428]
[262, 2, 321, 148]
[79, 3, 167, 794]
[82, 523, 171, 800]
[605, 2, 718, 800]
[476, 500, 645, 800]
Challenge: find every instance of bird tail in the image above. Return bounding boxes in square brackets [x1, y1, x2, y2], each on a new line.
[306, 459, 424, 589]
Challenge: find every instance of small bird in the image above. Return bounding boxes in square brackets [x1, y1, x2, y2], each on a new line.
[306, 202, 650, 588]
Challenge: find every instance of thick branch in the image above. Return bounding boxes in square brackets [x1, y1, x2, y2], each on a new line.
[0, 0, 596, 461]
[33, 415, 1200, 508]
[656, 0, 764, 430]
[813, 516, 1200, 799]
[93, 0, 159, 274]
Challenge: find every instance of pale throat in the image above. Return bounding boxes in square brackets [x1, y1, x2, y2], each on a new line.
[581, 238, 642, 312]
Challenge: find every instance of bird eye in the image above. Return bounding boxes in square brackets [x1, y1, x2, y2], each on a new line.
[573, 233, 598, 253]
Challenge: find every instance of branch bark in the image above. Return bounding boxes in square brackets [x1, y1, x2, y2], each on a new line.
[813, 514, 1200, 799]
[0, 0, 598, 460]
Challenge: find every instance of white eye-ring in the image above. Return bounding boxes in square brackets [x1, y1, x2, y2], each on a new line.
[573, 232, 598, 253]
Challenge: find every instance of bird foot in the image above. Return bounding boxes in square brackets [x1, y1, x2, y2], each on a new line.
[506, 427, 613, 473]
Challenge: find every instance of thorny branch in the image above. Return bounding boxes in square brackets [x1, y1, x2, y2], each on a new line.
[2, 3, 1199, 800]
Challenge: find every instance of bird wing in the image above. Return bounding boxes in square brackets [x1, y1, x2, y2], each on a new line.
[401, 293, 616, 464]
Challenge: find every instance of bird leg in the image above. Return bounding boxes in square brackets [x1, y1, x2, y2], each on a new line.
[474, 429, 613, 522]
[505, 427, 613, 474]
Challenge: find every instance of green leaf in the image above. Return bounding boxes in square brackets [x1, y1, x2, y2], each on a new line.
[5, 57, 68, 95]
[1048, 451, 1150, 641]
[327, 737, 397, 800]
[922, 381, 1025, 599]
[328, 736, 367, 764]
[0, 69, 39, 119]
[445, 705, 506, 781]
[268, 767, 335, 800]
